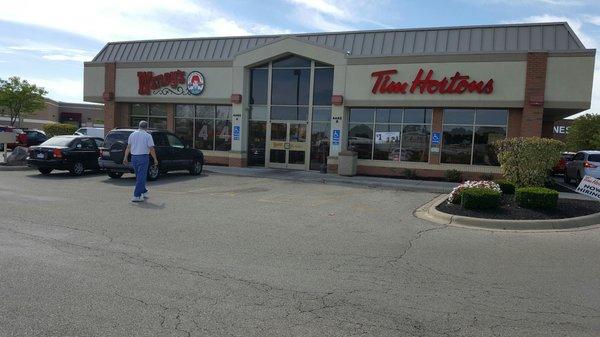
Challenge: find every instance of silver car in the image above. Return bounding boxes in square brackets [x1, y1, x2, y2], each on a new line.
[564, 150, 600, 184]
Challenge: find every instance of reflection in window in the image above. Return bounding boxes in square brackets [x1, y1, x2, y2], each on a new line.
[348, 123, 374, 159]
[313, 68, 333, 106]
[174, 104, 232, 151]
[130, 103, 167, 129]
[271, 69, 310, 105]
[250, 68, 268, 105]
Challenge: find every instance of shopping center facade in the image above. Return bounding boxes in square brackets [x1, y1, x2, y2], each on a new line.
[83, 22, 595, 178]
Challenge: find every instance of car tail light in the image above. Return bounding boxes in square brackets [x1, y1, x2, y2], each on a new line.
[584, 161, 598, 168]
[53, 148, 63, 159]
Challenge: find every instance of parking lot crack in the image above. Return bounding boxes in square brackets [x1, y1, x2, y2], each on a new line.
[387, 224, 448, 266]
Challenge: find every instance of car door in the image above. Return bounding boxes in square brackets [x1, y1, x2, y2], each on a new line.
[166, 133, 190, 169]
[569, 152, 585, 178]
[151, 132, 172, 168]
[78, 138, 99, 169]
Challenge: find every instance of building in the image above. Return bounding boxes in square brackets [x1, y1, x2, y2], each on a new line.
[83, 22, 594, 179]
[0, 98, 104, 129]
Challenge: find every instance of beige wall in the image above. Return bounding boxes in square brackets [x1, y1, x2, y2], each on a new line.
[83, 65, 105, 102]
[344, 61, 527, 107]
[114, 67, 232, 104]
[545, 56, 595, 110]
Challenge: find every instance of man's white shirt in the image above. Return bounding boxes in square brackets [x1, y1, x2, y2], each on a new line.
[128, 130, 155, 155]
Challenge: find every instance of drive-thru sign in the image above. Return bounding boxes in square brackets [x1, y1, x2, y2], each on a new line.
[575, 176, 600, 201]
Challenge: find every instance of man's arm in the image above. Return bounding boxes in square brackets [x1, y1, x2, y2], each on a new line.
[149, 147, 158, 166]
[123, 144, 131, 165]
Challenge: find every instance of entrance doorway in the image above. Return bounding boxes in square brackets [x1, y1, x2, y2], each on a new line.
[267, 121, 308, 169]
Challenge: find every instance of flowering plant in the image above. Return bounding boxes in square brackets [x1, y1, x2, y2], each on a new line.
[448, 180, 501, 204]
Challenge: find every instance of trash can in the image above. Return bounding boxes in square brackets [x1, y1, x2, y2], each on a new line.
[338, 150, 357, 176]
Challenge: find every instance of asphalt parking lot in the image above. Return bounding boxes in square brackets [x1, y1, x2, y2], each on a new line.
[1, 170, 599, 336]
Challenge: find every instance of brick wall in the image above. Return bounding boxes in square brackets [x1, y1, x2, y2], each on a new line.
[428, 107, 443, 164]
[520, 52, 547, 137]
[103, 63, 116, 135]
[507, 108, 522, 138]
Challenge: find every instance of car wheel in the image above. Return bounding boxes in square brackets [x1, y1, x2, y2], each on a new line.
[108, 172, 123, 179]
[147, 164, 160, 181]
[69, 162, 85, 176]
[563, 170, 571, 183]
[38, 167, 53, 175]
[190, 160, 203, 176]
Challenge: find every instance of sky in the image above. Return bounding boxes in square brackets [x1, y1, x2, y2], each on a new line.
[0, 0, 599, 115]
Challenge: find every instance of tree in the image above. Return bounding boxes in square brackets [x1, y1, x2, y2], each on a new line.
[0, 77, 48, 126]
[566, 114, 600, 151]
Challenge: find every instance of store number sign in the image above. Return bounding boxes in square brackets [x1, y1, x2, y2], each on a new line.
[375, 132, 399, 144]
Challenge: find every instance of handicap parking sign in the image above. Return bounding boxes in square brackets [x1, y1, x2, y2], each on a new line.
[233, 125, 240, 141]
[431, 132, 441, 145]
[332, 129, 340, 145]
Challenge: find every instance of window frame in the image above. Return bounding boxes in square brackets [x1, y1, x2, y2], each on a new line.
[174, 104, 233, 151]
[130, 103, 168, 129]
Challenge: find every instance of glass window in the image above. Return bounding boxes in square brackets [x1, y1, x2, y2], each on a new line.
[250, 68, 268, 105]
[215, 120, 231, 151]
[152, 133, 169, 147]
[270, 123, 287, 141]
[196, 105, 214, 118]
[80, 138, 96, 150]
[314, 61, 333, 67]
[130, 116, 146, 128]
[376, 108, 403, 124]
[312, 107, 331, 122]
[167, 134, 184, 148]
[373, 124, 401, 160]
[272, 55, 311, 68]
[271, 69, 310, 105]
[348, 123, 373, 159]
[475, 109, 508, 125]
[289, 124, 307, 142]
[149, 117, 167, 130]
[249, 106, 269, 121]
[104, 131, 132, 149]
[443, 109, 475, 124]
[195, 119, 214, 150]
[175, 117, 193, 147]
[313, 68, 333, 106]
[588, 154, 600, 162]
[41, 137, 74, 147]
[271, 106, 308, 121]
[248, 121, 266, 166]
[176, 105, 195, 118]
[404, 108, 432, 124]
[149, 104, 166, 116]
[216, 106, 232, 120]
[401, 125, 430, 162]
[349, 108, 375, 123]
[131, 104, 148, 116]
[473, 126, 506, 165]
[441, 125, 474, 164]
[310, 122, 330, 170]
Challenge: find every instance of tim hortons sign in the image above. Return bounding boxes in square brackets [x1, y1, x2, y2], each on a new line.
[371, 68, 494, 95]
[137, 70, 205, 96]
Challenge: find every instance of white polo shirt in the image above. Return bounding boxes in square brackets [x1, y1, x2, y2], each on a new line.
[127, 130, 155, 155]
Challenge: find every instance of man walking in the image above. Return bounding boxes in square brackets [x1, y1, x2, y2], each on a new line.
[123, 121, 158, 202]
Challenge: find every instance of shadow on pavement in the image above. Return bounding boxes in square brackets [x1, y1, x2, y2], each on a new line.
[99, 171, 209, 187]
[26, 170, 106, 180]
[131, 201, 166, 209]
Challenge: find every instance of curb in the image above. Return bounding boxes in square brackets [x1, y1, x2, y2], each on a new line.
[415, 194, 600, 230]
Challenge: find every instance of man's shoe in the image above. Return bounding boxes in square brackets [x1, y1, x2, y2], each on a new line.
[142, 192, 149, 199]
[131, 196, 144, 202]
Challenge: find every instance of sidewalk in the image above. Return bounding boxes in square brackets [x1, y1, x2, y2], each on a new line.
[204, 165, 592, 200]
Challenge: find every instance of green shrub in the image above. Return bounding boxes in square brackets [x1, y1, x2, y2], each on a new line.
[461, 188, 501, 210]
[43, 123, 78, 137]
[515, 187, 559, 210]
[445, 169, 462, 182]
[494, 137, 565, 187]
[495, 180, 516, 194]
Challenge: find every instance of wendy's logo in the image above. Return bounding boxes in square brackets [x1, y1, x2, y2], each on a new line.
[186, 71, 205, 96]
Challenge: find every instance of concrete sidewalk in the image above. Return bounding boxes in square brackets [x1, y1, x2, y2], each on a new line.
[204, 165, 593, 200]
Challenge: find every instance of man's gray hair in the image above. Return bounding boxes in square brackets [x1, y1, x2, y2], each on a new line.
[139, 120, 149, 130]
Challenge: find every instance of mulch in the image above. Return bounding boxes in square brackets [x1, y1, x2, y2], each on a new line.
[437, 195, 600, 220]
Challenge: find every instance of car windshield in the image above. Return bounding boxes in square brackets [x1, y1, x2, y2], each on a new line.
[588, 154, 600, 162]
[76, 128, 87, 135]
[104, 131, 133, 148]
[40, 137, 73, 147]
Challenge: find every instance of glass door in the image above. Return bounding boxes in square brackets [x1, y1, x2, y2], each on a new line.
[267, 121, 308, 169]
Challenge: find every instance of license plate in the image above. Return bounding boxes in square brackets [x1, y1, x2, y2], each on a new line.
[36, 153, 45, 159]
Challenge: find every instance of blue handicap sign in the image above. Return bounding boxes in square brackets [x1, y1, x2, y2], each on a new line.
[332, 129, 340, 145]
[431, 132, 441, 145]
[233, 125, 240, 141]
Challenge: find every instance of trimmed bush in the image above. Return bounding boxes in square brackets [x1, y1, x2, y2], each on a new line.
[445, 169, 462, 182]
[494, 137, 565, 187]
[461, 188, 501, 210]
[495, 180, 516, 194]
[448, 180, 501, 204]
[515, 187, 559, 210]
[43, 123, 77, 137]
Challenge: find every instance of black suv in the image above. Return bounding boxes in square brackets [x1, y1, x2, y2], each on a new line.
[98, 129, 204, 180]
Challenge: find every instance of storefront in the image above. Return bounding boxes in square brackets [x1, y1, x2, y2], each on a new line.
[84, 22, 594, 178]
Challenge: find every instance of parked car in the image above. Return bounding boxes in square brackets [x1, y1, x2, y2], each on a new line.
[75, 127, 105, 138]
[98, 128, 204, 180]
[553, 152, 576, 175]
[564, 150, 600, 183]
[0, 126, 26, 151]
[26, 135, 104, 176]
[22, 129, 48, 147]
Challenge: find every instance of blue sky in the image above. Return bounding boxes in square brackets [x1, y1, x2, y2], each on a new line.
[0, 0, 599, 113]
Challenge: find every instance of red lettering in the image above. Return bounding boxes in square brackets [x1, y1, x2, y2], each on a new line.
[371, 69, 398, 94]
[373, 69, 492, 95]
[137, 70, 188, 95]
[482, 79, 494, 93]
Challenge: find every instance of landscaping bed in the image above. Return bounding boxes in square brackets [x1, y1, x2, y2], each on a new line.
[437, 195, 600, 220]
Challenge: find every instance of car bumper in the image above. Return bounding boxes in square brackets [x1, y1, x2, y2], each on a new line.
[98, 159, 134, 173]
[26, 158, 71, 170]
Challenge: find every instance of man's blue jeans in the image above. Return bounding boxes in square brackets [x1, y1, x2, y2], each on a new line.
[131, 154, 149, 197]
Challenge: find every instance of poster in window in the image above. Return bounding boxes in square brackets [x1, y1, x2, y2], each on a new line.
[375, 132, 400, 144]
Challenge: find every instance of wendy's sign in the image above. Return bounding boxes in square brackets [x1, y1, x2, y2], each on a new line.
[137, 70, 186, 95]
[371, 69, 494, 95]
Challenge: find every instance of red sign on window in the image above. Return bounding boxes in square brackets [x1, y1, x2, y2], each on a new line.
[371, 69, 494, 95]
[137, 70, 186, 95]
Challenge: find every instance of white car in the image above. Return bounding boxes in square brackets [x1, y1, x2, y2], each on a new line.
[564, 150, 600, 183]
[74, 127, 104, 139]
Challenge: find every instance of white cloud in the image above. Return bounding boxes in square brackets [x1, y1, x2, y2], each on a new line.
[24, 77, 84, 102]
[287, 0, 348, 19]
[0, 0, 287, 42]
[7, 41, 96, 62]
